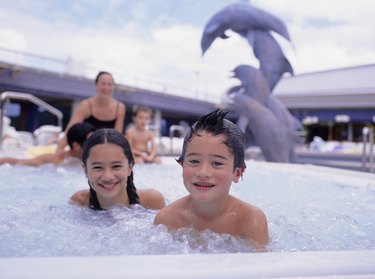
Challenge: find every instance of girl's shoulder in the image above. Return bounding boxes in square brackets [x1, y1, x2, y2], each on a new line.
[70, 189, 90, 207]
[138, 188, 166, 210]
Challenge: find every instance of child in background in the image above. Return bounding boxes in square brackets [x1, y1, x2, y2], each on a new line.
[154, 109, 269, 250]
[0, 122, 95, 167]
[125, 106, 161, 164]
[70, 128, 165, 210]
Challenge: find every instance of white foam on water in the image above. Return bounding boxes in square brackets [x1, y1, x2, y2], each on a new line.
[0, 159, 374, 258]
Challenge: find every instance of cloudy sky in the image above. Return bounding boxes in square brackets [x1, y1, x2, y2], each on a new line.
[0, 0, 374, 102]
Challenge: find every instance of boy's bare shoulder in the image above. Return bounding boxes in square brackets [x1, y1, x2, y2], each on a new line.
[231, 196, 267, 223]
[230, 196, 269, 248]
[125, 126, 136, 136]
[153, 196, 189, 227]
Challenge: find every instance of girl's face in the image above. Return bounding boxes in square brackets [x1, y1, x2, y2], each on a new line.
[84, 143, 132, 202]
[96, 73, 114, 96]
[181, 131, 243, 202]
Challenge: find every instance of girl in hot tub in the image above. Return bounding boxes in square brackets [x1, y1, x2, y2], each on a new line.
[70, 128, 165, 210]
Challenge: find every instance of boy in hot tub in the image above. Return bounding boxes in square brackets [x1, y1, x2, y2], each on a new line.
[154, 109, 269, 250]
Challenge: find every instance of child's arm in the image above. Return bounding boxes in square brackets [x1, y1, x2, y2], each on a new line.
[114, 102, 126, 133]
[0, 153, 63, 167]
[148, 131, 158, 158]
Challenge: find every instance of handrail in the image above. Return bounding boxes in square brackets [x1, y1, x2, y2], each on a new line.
[0, 91, 63, 149]
[0, 46, 220, 103]
[362, 127, 374, 173]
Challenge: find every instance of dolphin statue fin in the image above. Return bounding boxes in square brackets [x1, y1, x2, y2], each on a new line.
[220, 33, 230, 39]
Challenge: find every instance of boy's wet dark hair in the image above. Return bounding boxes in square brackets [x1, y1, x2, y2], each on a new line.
[82, 128, 139, 210]
[178, 109, 246, 170]
[66, 122, 96, 149]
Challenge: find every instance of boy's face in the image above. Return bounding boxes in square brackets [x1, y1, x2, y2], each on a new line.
[133, 111, 151, 130]
[181, 131, 243, 202]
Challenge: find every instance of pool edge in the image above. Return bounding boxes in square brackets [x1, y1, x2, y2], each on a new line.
[1, 250, 374, 278]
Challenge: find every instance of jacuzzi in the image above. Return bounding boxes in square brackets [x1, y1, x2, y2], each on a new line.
[0, 156, 374, 278]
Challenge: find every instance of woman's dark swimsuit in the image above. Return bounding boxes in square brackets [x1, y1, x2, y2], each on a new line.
[84, 100, 119, 129]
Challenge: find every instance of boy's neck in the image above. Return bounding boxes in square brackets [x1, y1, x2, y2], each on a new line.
[190, 196, 230, 219]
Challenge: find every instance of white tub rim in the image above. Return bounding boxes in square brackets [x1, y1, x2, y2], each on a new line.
[1, 250, 374, 279]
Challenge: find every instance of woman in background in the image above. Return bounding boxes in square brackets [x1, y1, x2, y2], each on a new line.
[56, 71, 126, 152]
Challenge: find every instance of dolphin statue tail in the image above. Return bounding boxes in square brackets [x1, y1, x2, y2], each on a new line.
[248, 30, 294, 92]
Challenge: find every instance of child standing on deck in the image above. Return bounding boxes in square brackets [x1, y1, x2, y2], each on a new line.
[125, 106, 161, 164]
[154, 109, 269, 250]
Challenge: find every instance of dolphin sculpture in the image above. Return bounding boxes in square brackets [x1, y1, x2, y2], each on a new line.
[202, 2, 299, 163]
[201, 2, 291, 55]
[227, 91, 290, 162]
[246, 30, 294, 91]
[232, 65, 299, 132]
[231, 64, 270, 104]
[201, 2, 293, 91]
[231, 64, 301, 162]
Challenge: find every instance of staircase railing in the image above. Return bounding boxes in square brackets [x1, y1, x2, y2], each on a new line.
[0, 91, 63, 150]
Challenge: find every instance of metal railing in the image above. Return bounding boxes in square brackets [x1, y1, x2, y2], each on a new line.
[0, 91, 63, 150]
[0, 46, 220, 103]
[362, 127, 374, 173]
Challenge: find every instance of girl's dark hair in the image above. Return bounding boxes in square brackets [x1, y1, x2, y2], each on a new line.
[178, 109, 246, 170]
[95, 71, 114, 84]
[82, 128, 139, 210]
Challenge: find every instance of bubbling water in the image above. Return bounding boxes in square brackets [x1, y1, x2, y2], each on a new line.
[0, 159, 374, 257]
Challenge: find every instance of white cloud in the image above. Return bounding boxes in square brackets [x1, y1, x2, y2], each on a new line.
[0, 0, 374, 101]
[0, 29, 28, 50]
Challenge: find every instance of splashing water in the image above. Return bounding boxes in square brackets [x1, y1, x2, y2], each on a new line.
[0, 159, 374, 257]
